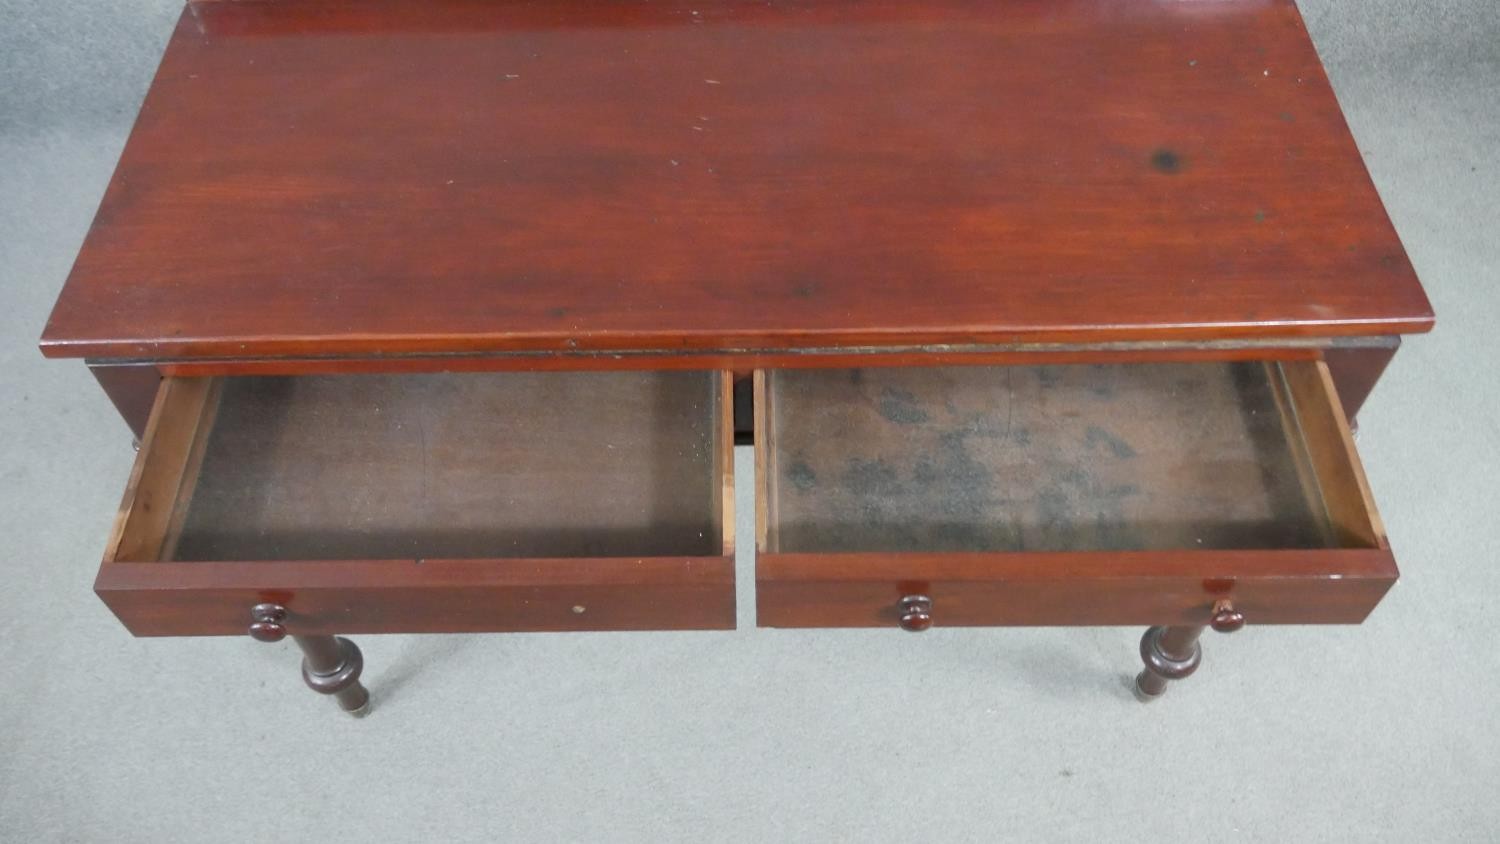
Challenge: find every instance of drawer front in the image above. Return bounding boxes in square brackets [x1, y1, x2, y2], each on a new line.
[98, 558, 734, 637]
[757, 551, 1394, 628]
[755, 360, 1395, 629]
[97, 370, 736, 636]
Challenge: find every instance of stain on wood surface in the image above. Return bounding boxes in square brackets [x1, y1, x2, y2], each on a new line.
[765, 363, 1333, 553]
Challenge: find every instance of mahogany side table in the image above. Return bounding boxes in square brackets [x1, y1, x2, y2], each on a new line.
[41, 0, 1433, 715]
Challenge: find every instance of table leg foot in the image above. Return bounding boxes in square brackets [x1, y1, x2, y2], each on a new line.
[295, 634, 371, 717]
[1133, 624, 1205, 701]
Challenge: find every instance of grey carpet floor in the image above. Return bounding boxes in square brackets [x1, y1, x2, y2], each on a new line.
[2, 0, 1497, 840]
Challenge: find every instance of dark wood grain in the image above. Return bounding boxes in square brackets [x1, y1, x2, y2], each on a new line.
[1324, 340, 1400, 424]
[42, 0, 1430, 362]
[294, 634, 370, 715]
[1134, 624, 1207, 698]
[89, 363, 162, 441]
[146, 342, 1337, 376]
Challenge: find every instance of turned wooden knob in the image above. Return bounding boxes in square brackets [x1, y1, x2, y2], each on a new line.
[249, 603, 288, 642]
[898, 595, 933, 632]
[1210, 598, 1245, 633]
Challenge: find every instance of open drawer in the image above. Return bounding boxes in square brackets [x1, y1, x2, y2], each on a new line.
[755, 360, 1394, 629]
[97, 371, 735, 636]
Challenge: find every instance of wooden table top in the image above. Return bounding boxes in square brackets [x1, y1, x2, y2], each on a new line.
[41, 0, 1432, 362]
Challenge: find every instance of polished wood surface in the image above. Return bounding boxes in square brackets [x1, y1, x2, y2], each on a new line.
[294, 634, 370, 715]
[755, 549, 1395, 627]
[89, 363, 162, 442]
[42, 0, 1430, 362]
[1323, 340, 1400, 423]
[1135, 624, 1207, 698]
[146, 341, 1332, 377]
[99, 556, 737, 636]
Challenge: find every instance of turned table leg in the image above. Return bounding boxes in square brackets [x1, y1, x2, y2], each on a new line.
[1134, 599, 1245, 701]
[249, 603, 371, 716]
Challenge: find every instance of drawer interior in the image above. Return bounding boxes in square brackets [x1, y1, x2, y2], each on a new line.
[757, 361, 1382, 555]
[112, 371, 733, 563]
